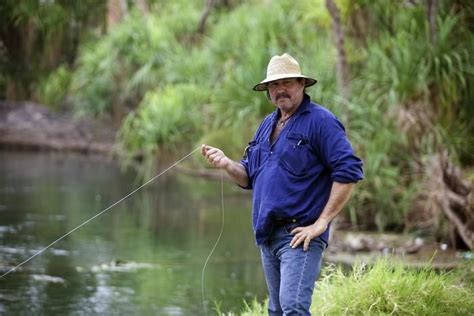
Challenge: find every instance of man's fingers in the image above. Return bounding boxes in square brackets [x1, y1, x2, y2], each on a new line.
[289, 227, 315, 251]
[206, 148, 217, 157]
[202, 145, 228, 169]
[290, 234, 305, 248]
[303, 237, 311, 251]
[290, 235, 298, 247]
[208, 152, 220, 163]
[290, 227, 302, 235]
[205, 149, 218, 161]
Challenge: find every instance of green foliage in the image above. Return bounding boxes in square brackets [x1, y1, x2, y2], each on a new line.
[240, 298, 268, 315]
[71, 13, 170, 117]
[241, 259, 474, 315]
[342, 1, 474, 230]
[0, 0, 106, 100]
[36, 65, 72, 110]
[70, 2, 202, 117]
[344, 94, 415, 231]
[116, 83, 208, 171]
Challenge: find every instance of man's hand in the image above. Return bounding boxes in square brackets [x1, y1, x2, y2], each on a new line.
[290, 219, 329, 251]
[201, 145, 231, 169]
[290, 182, 354, 251]
[201, 144, 250, 187]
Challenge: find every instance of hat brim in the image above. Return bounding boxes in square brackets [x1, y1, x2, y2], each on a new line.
[253, 74, 317, 91]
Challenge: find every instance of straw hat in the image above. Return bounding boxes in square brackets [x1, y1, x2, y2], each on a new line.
[253, 53, 317, 91]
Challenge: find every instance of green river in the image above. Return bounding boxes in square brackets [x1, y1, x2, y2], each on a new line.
[0, 151, 266, 315]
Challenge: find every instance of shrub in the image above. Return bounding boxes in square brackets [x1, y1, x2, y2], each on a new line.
[36, 65, 72, 110]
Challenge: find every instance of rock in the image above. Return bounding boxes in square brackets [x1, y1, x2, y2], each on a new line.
[89, 260, 158, 272]
[31, 274, 65, 284]
[405, 237, 424, 254]
[345, 234, 376, 252]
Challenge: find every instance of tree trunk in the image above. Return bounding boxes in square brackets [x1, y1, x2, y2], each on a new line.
[326, 0, 350, 99]
[197, 0, 215, 34]
[107, 0, 128, 29]
[427, 0, 438, 45]
[136, 0, 149, 15]
[408, 152, 474, 250]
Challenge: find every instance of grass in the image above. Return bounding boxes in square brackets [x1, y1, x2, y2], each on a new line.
[237, 257, 474, 315]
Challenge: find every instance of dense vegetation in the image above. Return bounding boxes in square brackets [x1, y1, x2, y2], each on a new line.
[1, 0, 473, 247]
[0, 0, 106, 103]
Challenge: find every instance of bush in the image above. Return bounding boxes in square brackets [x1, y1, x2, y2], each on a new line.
[36, 65, 72, 110]
[70, 2, 201, 118]
[116, 83, 209, 172]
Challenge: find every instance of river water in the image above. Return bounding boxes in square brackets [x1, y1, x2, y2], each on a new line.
[0, 151, 266, 315]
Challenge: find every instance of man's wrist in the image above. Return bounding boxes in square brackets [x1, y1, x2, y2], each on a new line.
[314, 217, 330, 227]
[223, 157, 233, 171]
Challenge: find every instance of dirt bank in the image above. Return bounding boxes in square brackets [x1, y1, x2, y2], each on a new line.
[0, 101, 115, 154]
[327, 230, 472, 269]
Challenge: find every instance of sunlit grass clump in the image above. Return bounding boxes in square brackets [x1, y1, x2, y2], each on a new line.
[239, 258, 474, 315]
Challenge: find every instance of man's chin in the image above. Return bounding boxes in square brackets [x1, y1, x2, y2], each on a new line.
[276, 98, 289, 103]
[276, 99, 292, 108]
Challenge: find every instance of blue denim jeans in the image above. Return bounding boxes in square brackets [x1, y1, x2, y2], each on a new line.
[260, 223, 326, 316]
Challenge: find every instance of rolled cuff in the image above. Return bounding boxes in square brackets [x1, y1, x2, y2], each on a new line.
[238, 160, 253, 190]
[331, 166, 364, 184]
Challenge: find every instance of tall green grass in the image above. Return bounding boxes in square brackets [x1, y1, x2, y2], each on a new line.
[240, 258, 474, 315]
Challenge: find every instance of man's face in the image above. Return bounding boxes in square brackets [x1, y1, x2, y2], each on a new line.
[267, 78, 305, 113]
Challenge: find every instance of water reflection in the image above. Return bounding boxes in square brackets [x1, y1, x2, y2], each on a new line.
[0, 151, 266, 315]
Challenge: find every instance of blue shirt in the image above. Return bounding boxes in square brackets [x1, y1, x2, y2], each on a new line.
[240, 94, 363, 245]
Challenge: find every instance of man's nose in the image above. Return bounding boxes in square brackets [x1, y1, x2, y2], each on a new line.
[274, 83, 286, 92]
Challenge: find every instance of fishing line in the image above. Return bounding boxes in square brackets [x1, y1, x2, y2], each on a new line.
[0, 146, 202, 279]
[201, 169, 225, 316]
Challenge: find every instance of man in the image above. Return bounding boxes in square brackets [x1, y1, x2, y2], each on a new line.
[202, 53, 363, 315]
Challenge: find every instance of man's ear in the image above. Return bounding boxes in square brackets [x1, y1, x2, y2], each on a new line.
[266, 90, 271, 100]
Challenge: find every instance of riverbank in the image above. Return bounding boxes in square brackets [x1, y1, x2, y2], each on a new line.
[327, 230, 471, 270]
[0, 101, 115, 154]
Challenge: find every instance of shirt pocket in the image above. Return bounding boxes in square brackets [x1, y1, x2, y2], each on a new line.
[279, 132, 311, 177]
[245, 140, 262, 178]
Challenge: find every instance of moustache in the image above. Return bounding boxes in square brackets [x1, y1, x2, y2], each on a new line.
[276, 93, 290, 100]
